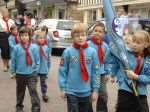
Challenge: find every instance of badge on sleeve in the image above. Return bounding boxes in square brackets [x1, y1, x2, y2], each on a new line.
[60, 58, 64, 66]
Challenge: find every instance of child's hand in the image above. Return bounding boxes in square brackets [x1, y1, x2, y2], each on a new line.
[91, 91, 98, 102]
[60, 91, 66, 100]
[110, 76, 116, 83]
[104, 75, 109, 82]
[125, 70, 138, 80]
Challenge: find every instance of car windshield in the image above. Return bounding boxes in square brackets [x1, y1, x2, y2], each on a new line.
[56, 21, 77, 30]
[39, 20, 57, 29]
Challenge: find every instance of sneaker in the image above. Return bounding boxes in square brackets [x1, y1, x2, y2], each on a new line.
[3, 68, 8, 72]
[42, 95, 49, 102]
[10, 74, 16, 79]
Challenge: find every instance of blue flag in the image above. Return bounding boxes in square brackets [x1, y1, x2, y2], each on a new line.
[103, 0, 138, 96]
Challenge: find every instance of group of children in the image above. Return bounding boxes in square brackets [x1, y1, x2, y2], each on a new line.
[6, 19, 150, 112]
[58, 22, 150, 112]
[8, 25, 51, 112]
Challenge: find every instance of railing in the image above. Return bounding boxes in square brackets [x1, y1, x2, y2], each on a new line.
[78, 0, 138, 8]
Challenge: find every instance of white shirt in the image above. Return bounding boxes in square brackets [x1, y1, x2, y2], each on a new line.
[0, 18, 14, 32]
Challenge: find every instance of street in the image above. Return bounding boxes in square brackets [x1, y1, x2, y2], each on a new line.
[0, 56, 149, 112]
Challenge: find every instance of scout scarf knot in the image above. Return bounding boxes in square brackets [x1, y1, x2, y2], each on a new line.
[134, 54, 144, 75]
[73, 42, 89, 82]
[21, 42, 32, 65]
[37, 40, 48, 60]
[91, 37, 104, 64]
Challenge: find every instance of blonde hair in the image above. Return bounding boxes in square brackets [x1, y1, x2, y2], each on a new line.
[35, 31, 45, 40]
[71, 23, 86, 37]
[133, 30, 150, 43]
[123, 34, 133, 41]
[134, 30, 150, 55]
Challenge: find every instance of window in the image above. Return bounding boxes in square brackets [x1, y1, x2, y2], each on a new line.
[58, 9, 65, 19]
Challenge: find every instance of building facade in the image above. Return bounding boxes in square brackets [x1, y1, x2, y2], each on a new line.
[0, 0, 17, 18]
[22, 0, 82, 21]
[77, 0, 150, 25]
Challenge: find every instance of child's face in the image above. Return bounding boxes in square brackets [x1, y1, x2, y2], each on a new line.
[93, 26, 104, 40]
[20, 33, 29, 43]
[12, 28, 18, 35]
[37, 37, 45, 44]
[123, 35, 133, 49]
[73, 32, 87, 45]
[132, 34, 147, 53]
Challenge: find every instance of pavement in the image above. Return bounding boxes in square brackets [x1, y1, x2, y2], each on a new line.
[0, 56, 149, 112]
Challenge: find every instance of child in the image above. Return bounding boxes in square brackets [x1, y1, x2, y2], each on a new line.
[35, 31, 51, 102]
[106, 30, 150, 112]
[8, 25, 20, 78]
[41, 26, 52, 53]
[32, 26, 52, 53]
[88, 22, 109, 112]
[123, 34, 133, 51]
[11, 27, 40, 112]
[58, 23, 100, 112]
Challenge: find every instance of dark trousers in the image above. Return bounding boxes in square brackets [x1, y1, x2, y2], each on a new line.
[16, 75, 40, 112]
[66, 94, 91, 112]
[0, 32, 10, 59]
[38, 74, 48, 96]
[96, 76, 108, 112]
[116, 90, 149, 112]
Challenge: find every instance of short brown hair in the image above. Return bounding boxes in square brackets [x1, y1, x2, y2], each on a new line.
[71, 23, 86, 37]
[10, 25, 17, 32]
[19, 27, 32, 40]
[93, 21, 105, 32]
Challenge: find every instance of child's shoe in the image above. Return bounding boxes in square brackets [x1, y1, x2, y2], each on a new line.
[42, 95, 49, 103]
[9, 73, 16, 79]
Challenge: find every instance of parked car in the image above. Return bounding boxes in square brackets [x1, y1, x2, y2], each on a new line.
[38, 19, 80, 51]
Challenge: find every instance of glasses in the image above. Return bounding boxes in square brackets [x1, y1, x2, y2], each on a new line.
[73, 33, 86, 37]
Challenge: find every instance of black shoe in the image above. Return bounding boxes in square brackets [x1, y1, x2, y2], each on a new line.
[42, 95, 49, 102]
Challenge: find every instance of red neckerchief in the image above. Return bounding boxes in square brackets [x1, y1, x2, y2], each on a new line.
[73, 42, 89, 82]
[134, 53, 144, 75]
[37, 40, 48, 60]
[21, 42, 32, 66]
[91, 37, 104, 64]
[3, 17, 9, 32]
[12, 33, 20, 44]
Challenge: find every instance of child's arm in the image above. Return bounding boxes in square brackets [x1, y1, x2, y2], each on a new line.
[10, 46, 17, 74]
[58, 49, 69, 92]
[126, 69, 150, 84]
[33, 45, 40, 73]
[91, 50, 101, 92]
[47, 34, 52, 54]
[125, 56, 150, 84]
[8, 36, 15, 49]
[104, 49, 120, 77]
[47, 47, 51, 69]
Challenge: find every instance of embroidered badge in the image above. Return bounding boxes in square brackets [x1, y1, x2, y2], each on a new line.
[86, 59, 91, 64]
[60, 58, 64, 66]
[70, 56, 78, 63]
